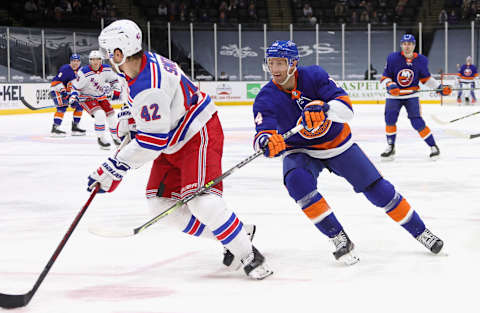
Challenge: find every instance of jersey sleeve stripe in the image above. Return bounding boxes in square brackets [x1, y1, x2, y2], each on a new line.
[333, 95, 353, 110]
[419, 76, 430, 84]
[380, 76, 392, 83]
[135, 131, 169, 151]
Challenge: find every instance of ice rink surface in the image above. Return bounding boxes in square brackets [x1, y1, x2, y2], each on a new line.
[0, 104, 479, 313]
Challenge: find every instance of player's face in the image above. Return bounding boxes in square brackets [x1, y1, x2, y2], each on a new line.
[70, 59, 81, 71]
[401, 42, 415, 56]
[267, 57, 289, 84]
[89, 58, 102, 71]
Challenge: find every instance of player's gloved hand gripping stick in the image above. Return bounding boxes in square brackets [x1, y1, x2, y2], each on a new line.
[89, 124, 304, 238]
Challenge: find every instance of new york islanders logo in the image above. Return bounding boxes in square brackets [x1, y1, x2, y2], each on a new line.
[396, 69, 414, 87]
[464, 68, 472, 76]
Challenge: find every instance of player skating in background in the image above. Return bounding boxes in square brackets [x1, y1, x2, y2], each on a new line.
[88, 19, 272, 280]
[456, 56, 478, 104]
[50, 54, 86, 137]
[70, 50, 122, 150]
[380, 34, 452, 160]
[253, 40, 444, 265]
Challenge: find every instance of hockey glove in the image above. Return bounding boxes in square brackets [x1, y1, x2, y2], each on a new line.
[386, 81, 400, 96]
[301, 100, 329, 131]
[259, 133, 286, 158]
[87, 157, 131, 193]
[437, 84, 452, 96]
[115, 105, 137, 143]
[68, 94, 79, 106]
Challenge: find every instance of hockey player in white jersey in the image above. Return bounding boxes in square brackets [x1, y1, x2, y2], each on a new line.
[70, 50, 122, 149]
[87, 19, 272, 280]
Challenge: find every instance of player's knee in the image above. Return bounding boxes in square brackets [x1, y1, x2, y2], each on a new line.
[284, 168, 317, 201]
[146, 197, 192, 229]
[364, 178, 396, 207]
[188, 193, 228, 226]
[409, 117, 426, 131]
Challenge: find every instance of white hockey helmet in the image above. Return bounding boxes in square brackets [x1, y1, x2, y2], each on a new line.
[98, 19, 142, 71]
[89, 50, 102, 60]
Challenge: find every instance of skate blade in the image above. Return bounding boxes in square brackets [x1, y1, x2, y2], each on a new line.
[338, 252, 360, 266]
[247, 264, 274, 280]
[99, 145, 111, 150]
[429, 155, 440, 161]
[50, 133, 66, 138]
[71, 132, 86, 136]
[381, 156, 395, 162]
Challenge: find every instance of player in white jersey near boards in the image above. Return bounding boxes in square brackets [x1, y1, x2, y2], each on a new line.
[86, 19, 272, 280]
[70, 50, 122, 149]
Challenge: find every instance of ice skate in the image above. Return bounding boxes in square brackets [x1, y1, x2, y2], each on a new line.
[71, 122, 86, 136]
[381, 144, 395, 161]
[112, 136, 121, 146]
[331, 230, 360, 265]
[416, 228, 444, 254]
[241, 246, 273, 280]
[51, 124, 66, 137]
[429, 145, 440, 160]
[97, 137, 111, 150]
[223, 224, 256, 269]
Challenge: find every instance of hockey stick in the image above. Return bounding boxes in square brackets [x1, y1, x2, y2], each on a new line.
[444, 129, 480, 139]
[430, 111, 480, 125]
[0, 185, 100, 309]
[20, 97, 57, 110]
[89, 124, 304, 238]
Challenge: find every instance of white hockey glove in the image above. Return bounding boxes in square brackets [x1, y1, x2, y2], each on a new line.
[115, 105, 137, 144]
[87, 157, 131, 193]
[68, 94, 78, 105]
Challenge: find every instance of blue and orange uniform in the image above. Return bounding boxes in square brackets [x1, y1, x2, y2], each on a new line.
[50, 54, 83, 133]
[253, 54, 443, 258]
[380, 50, 439, 149]
[457, 61, 478, 102]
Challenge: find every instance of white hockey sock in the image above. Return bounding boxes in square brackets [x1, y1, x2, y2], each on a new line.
[106, 112, 118, 137]
[188, 194, 252, 260]
[147, 197, 215, 240]
[93, 110, 107, 139]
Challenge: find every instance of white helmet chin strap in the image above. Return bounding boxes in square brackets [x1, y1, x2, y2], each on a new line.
[109, 54, 127, 73]
[279, 64, 297, 86]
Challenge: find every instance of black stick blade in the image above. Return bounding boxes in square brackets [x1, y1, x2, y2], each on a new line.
[0, 292, 31, 309]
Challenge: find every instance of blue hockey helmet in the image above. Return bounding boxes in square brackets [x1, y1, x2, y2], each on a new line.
[265, 40, 299, 67]
[400, 34, 416, 44]
[70, 53, 81, 61]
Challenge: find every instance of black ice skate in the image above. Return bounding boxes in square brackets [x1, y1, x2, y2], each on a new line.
[381, 144, 395, 160]
[331, 230, 360, 265]
[112, 136, 122, 146]
[416, 228, 444, 254]
[71, 122, 86, 136]
[51, 124, 66, 137]
[223, 224, 256, 269]
[430, 145, 440, 160]
[97, 137, 111, 150]
[241, 246, 273, 280]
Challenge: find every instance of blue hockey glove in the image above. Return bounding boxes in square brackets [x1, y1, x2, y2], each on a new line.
[87, 157, 131, 193]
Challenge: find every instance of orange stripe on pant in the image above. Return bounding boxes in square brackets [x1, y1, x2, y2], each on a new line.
[386, 125, 397, 134]
[387, 198, 411, 222]
[303, 198, 330, 220]
[54, 112, 64, 119]
[418, 126, 431, 139]
[73, 111, 83, 118]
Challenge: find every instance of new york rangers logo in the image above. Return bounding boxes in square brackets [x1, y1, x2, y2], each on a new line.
[396, 69, 414, 87]
[464, 68, 472, 76]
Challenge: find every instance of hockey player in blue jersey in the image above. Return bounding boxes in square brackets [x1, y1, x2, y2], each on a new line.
[253, 40, 444, 265]
[50, 53, 86, 137]
[456, 56, 478, 104]
[380, 34, 452, 160]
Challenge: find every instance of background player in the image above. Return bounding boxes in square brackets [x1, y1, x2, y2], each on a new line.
[70, 50, 122, 149]
[456, 56, 478, 104]
[380, 34, 451, 160]
[253, 40, 444, 265]
[49, 54, 85, 137]
[88, 19, 272, 279]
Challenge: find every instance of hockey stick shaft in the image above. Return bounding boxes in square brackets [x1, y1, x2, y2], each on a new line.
[20, 97, 57, 110]
[0, 185, 100, 309]
[448, 111, 480, 123]
[131, 124, 304, 236]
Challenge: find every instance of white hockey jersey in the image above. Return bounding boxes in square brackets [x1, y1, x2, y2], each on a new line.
[116, 52, 217, 169]
[71, 64, 121, 101]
